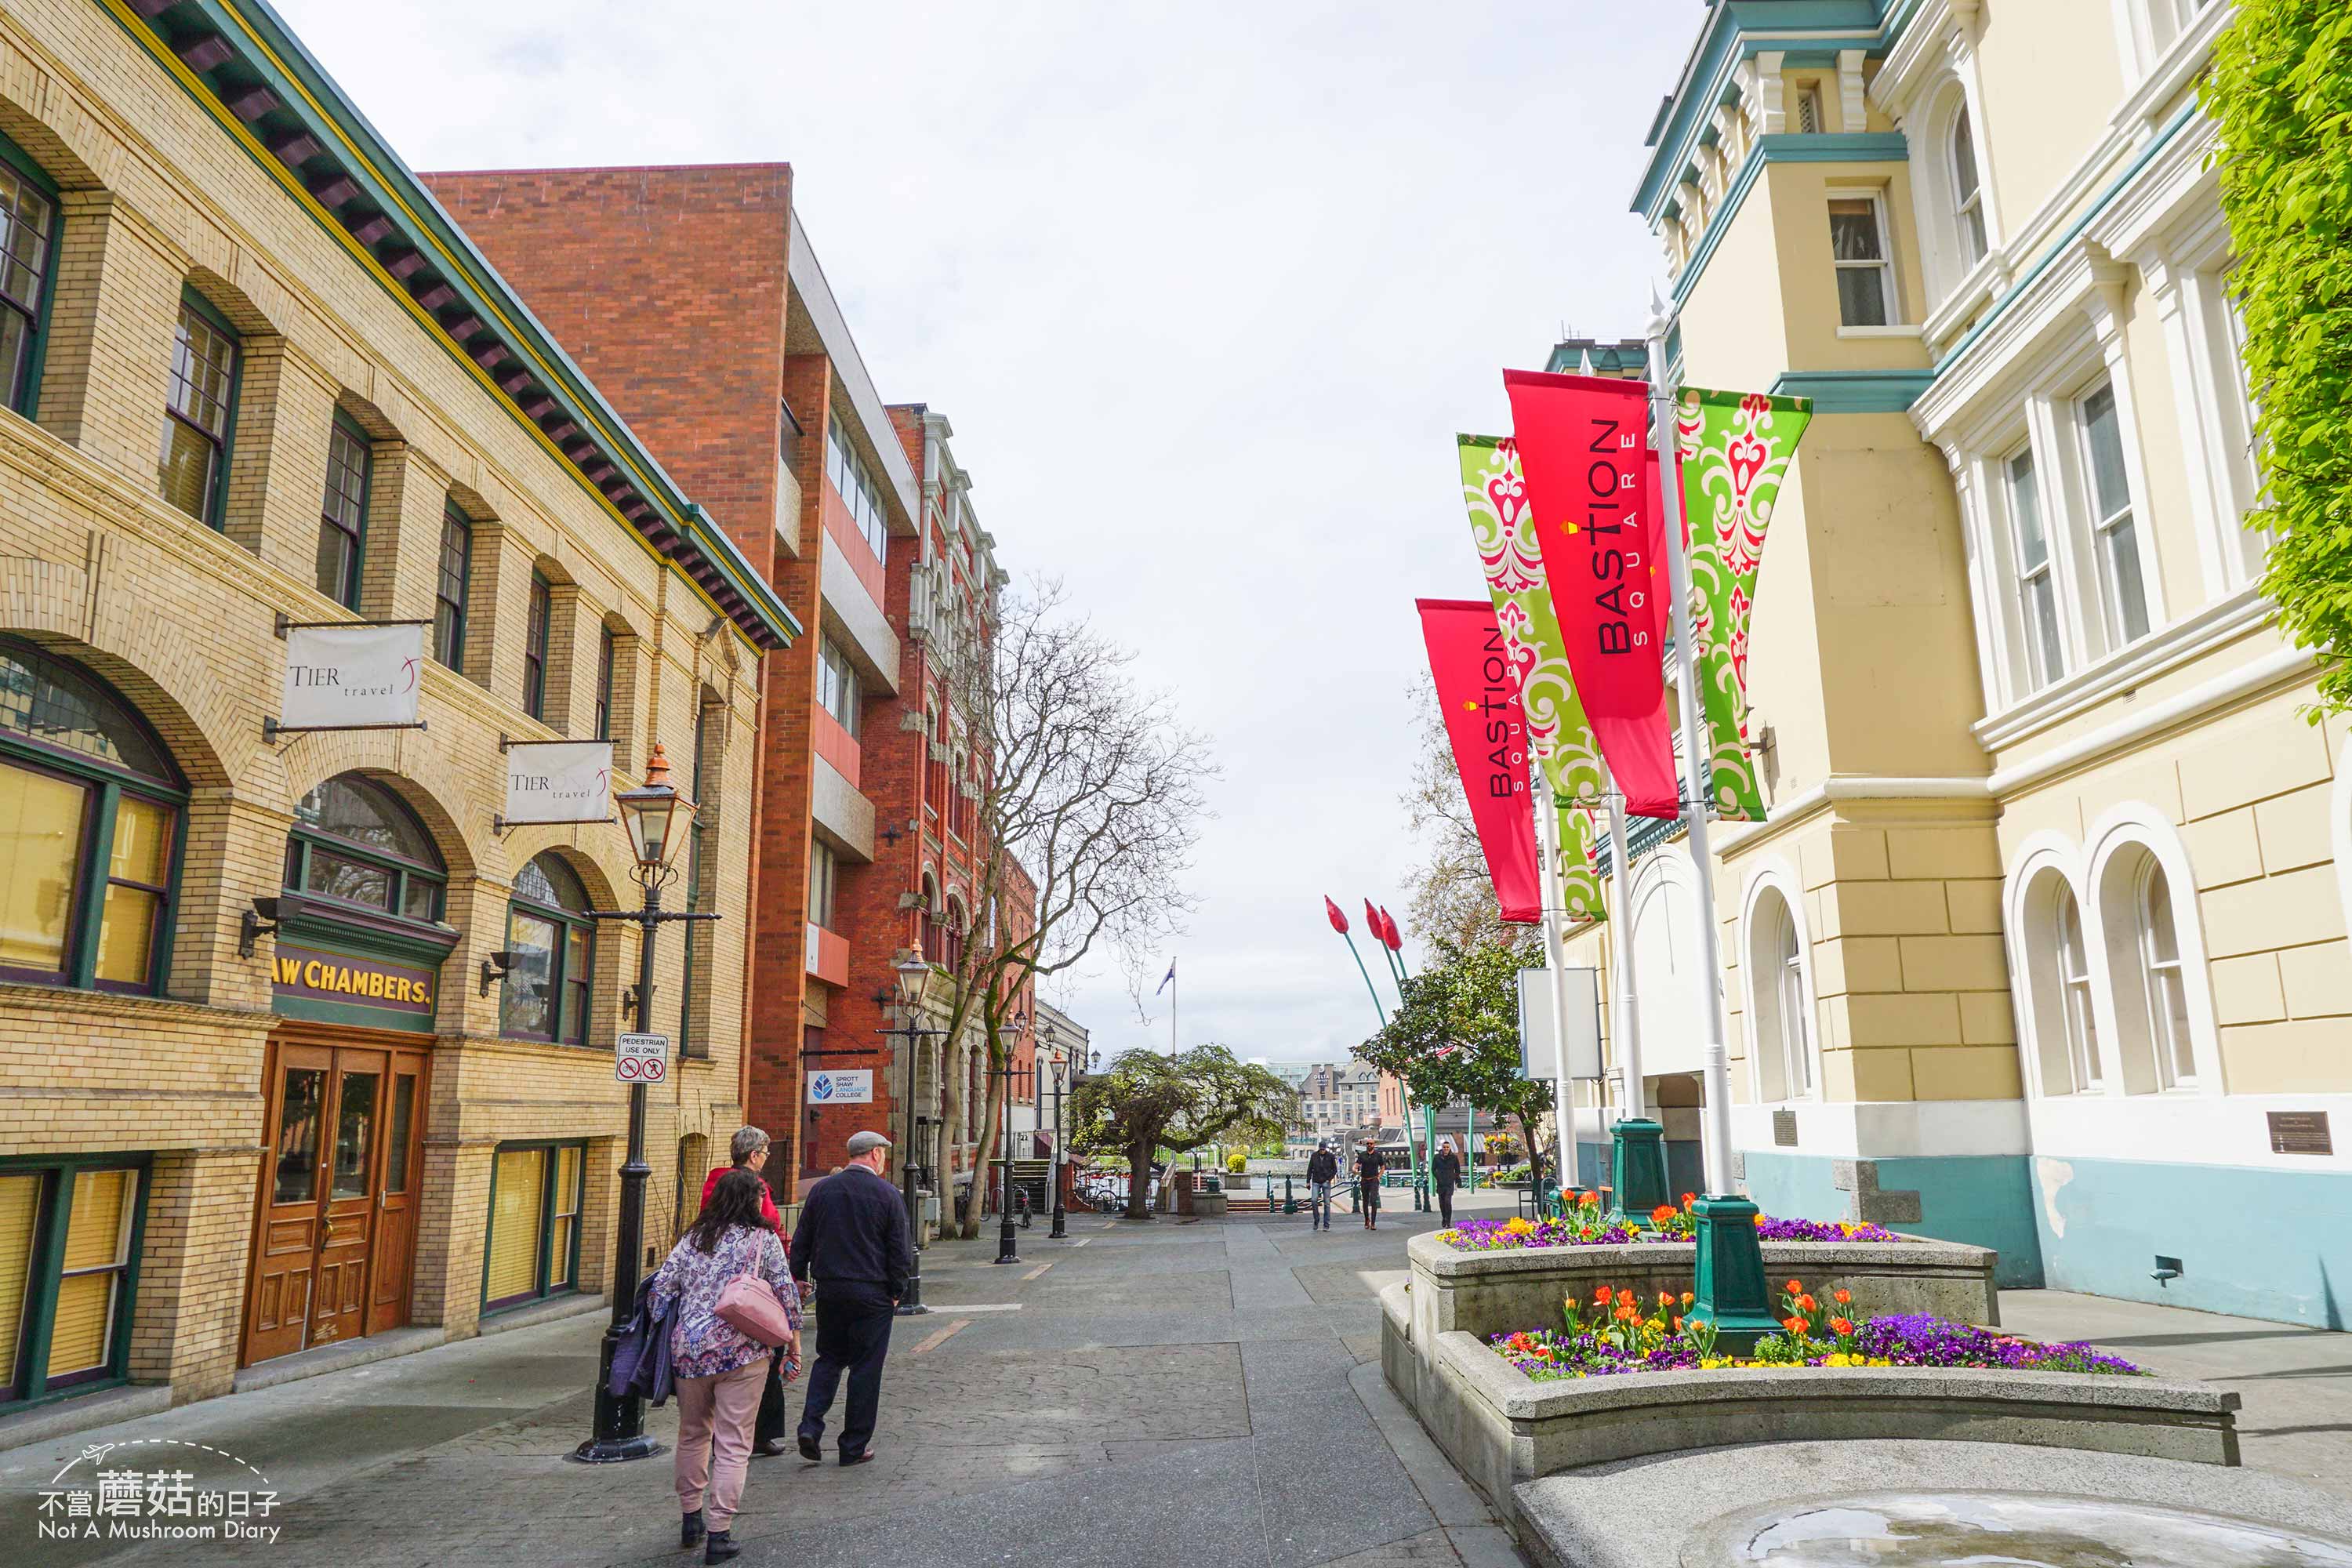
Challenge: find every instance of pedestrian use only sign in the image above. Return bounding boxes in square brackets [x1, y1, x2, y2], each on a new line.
[615, 1033, 669, 1083]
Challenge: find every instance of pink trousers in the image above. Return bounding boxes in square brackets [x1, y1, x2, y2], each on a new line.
[673, 1359, 768, 1530]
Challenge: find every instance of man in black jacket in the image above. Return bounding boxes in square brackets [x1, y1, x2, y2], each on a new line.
[1305, 1140, 1338, 1231]
[1353, 1135, 1386, 1232]
[1432, 1138, 1462, 1227]
[791, 1130, 909, 1466]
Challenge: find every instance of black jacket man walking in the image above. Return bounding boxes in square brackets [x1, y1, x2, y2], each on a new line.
[790, 1130, 910, 1465]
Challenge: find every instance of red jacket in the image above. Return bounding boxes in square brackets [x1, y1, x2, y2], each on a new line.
[703, 1165, 783, 1235]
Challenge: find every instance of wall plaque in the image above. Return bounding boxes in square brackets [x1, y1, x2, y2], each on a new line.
[2267, 1111, 2332, 1156]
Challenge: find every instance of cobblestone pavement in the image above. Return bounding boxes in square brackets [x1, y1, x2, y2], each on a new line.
[0, 1192, 1527, 1568]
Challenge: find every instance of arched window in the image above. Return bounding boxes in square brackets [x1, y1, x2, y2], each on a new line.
[285, 774, 445, 923]
[2136, 862, 2194, 1090]
[920, 871, 942, 964]
[505, 852, 593, 1045]
[0, 638, 184, 993]
[1950, 104, 1987, 266]
[2016, 863, 2101, 1096]
[944, 895, 968, 972]
[1745, 887, 1813, 1102]
[2056, 887, 2101, 1093]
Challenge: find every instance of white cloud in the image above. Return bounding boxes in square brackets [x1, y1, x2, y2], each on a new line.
[275, 0, 1689, 1065]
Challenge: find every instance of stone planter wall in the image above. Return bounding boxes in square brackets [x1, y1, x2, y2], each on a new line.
[1377, 1283, 2240, 1510]
[1405, 1230, 1999, 1353]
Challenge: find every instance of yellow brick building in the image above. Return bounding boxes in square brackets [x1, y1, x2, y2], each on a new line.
[0, 0, 794, 1427]
[1564, 0, 2347, 1327]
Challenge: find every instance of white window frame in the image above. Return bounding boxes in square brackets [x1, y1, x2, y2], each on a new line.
[2074, 378, 2154, 648]
[1949, 103, 1988, 268]
[1828, 191, 1901, 328]
[2003, 441, 2065, 692]
[1739, 866, 1818, 1105]
[2055, 885, 2102, 1094]
[2135, 858, 2195, 1091]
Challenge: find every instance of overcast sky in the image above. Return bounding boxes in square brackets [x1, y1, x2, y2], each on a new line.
[277, 0, 1694, 1067]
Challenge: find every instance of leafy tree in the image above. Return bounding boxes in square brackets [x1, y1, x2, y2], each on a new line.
[2206, 1, 2352, 712]
[1069, 1045, 1297, 1218]
[1356, 939, 1555, 1178]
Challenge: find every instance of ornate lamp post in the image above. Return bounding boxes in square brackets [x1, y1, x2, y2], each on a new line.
[1040, 1019, 1071, 1240]
[993, 1011, 1027, 1265]
[883, 953, 937, 1316]
[573, 743, 717, 1465]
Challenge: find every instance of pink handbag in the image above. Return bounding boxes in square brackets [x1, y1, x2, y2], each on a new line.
[715, 1271, 795, 1348]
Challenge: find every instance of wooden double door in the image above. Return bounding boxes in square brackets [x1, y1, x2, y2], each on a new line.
[241, 1033, 429, 1366]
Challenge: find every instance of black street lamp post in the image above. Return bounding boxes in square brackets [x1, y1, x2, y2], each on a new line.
[1041, 1019, 1069, 1240]
[880, 953, 937, 1316]
[573, 743, 718, 1465]
[993, 1012, 1025, 1265]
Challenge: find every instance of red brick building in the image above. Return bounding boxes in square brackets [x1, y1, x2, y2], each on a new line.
[422, 163, 1029, 1214]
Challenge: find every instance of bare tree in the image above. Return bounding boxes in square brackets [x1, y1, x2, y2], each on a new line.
[1399, 674, 1541, 957]
[922, 577, 1213, 1237]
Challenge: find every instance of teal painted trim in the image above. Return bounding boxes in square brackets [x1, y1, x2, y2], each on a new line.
[1635, 0, 1902, 221]
[1738, 1149, 2044, 1289]
[271, 993, 434, 1033]
[1770, 369, 1936, 412]
[2030, 1153, 2352, 1329]
[1754, 131, 1908, 164]
[1933, 99, 2201, 376]
[0, 126, 58, 197]
[275, 906, 459, 968]
[103, 0, 800, 652]
[1671, 132, 1910, 309]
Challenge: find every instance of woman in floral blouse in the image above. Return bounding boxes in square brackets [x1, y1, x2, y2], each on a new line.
[651, 1167, 801, 1563]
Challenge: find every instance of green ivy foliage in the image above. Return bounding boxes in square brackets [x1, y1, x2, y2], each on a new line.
[2205, 0, 2352, 712]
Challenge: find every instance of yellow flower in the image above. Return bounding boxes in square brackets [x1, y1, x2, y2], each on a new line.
[1503, 1217, 1535, 1235]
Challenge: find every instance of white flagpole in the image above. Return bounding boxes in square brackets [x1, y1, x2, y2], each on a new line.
[1601, 764, 1646, 1120]
[1646, 290, 1737, 1199]
[1531, 775, 1579, 1197]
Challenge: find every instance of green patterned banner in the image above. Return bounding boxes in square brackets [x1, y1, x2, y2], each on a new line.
[1458, 434, 1605, 924]
[1671, 389, 1813, 822]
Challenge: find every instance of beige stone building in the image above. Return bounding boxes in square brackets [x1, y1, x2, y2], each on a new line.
[0, 0, 794, 1427]
[1563, 0, 2347, 1327]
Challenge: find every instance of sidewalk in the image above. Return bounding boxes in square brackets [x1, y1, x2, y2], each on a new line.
[0, 1200, 1524, 1567]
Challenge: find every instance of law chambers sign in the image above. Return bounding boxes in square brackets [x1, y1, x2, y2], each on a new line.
[502, 741, 614, 828]
[275, 622, 426, 734]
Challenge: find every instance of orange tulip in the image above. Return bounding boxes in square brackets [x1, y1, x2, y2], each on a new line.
[1785, 1279, 1803, 1294]
[1657, 1291, 1675, 1308]
[1798, 1294, 1817, 1312]
[1615, 1305, 1637, 1322]
[1670, 1316, 1682, 1332]
[1832, 1289, 1851, 1305]
[1783, 1316, 1808, 1334]
[1595, 1287, 1613, 1305]
[1830, 1316, 1855, 1335]
[1680, 1192, 1696, 1207]
[1615, 1287, 1636, 1306]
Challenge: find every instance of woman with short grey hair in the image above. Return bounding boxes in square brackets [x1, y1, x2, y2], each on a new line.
[700, 1125, 788, 1457]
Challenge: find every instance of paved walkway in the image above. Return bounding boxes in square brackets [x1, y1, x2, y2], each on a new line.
[0, 1190, 1526, 1567]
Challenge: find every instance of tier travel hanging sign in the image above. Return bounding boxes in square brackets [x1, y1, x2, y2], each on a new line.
[1497, 372, 1679, 819]
[1414, 597, 1542, 924]
[273, 622, 426, 736]
[1671, 387, 1813, 821]
[500, 740, 615, 828]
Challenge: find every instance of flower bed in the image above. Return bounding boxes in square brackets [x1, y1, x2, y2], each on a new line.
[1491, 1279, 2143, 1381]
[1442, 1192, 1905, 1251]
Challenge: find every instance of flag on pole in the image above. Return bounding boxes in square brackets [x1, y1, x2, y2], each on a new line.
[1157, 960, 1176, 995]
[1671, 387, 1813, 821]
[1414, 598, 1545, 923]
[1457, 437, 1606, 921]
[1494, 374, 1678, 818]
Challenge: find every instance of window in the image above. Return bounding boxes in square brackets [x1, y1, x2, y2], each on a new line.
[593, 626, 615, 742]
[2078, 383, 2151, 644]
[2006, 447, 2065, 690]
[0, 640, 183, 994]
[1950, 105, 1987, 266]
[317, 417, 369, 608]
[826, 414, 891, 565]
[1829, 197, 1896, 327]
[522, 574, 551, 720]
[434, 508, 470, 670]
[818, 639, 861, 739]
[504, 852, 593, 1045]
[2138, 862, 2194, 1089]
[808, 838, 837, 930]
[1797, 87, 1823, 135]
[0, 1159, 146, 1408]
[483, 1142, 584, 1312]
[285, 773, 445, 924]
[2056, 886, 2100, 1092]
[0, 152, 57, 416]
[158, 296, 238, 525]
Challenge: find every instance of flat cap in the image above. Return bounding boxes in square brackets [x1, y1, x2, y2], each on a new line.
[846, 1130, 891, 1155]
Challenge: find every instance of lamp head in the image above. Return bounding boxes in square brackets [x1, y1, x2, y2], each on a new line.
[892, 953, 930, 1014]
[615, 742, 692, 873]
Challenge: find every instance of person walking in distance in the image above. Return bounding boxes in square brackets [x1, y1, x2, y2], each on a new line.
[1432, 1137, 1462, 1228]
[1354, 1134, 1385, 1232]
[791, 1130, 909, 1466]
[702, 1126, 790, 1457]
[1305, 1138, 1338, 1232]
[650, 1168, 802, 1563]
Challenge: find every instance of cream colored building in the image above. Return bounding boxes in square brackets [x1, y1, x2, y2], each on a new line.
[1565, 0, 2347, 1327]
[0, 0, 793, 1428]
